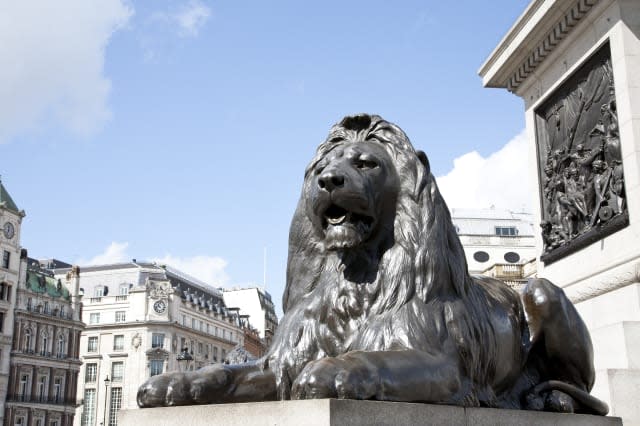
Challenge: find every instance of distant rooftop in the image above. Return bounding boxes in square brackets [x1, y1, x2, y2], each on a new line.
[451, 208, 535, 237]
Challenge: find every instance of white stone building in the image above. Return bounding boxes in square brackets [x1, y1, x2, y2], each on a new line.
[0, 180, 25, 425]
[451, 208, 537, 278]
[53, 262, 246, 426]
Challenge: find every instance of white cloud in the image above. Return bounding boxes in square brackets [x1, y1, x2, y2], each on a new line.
[175, 1, 211, 37]
[436, 130, 532, 212]
[78, 241, 130, 265]
[152, 255, 229, 287]
[0, 0, 133, 143]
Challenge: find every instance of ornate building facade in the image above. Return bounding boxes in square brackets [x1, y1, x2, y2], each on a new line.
[52, 262, 247, 426]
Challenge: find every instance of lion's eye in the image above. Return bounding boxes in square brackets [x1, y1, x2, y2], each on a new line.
[354, 158, 378, 170]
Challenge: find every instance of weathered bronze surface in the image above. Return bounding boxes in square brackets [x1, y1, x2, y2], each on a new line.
[137, 114, 608, 415]
[535, 43, 627, 263]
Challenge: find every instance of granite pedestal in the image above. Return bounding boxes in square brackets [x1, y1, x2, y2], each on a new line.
[119, 400, 622, 426]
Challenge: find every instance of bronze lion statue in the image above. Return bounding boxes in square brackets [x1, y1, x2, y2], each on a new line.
[137, 114, 608, 415]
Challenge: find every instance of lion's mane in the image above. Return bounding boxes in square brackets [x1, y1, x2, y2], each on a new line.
[267, 114, 506, 403]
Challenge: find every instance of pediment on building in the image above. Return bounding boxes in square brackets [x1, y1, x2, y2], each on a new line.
[145, 347, 170, 359]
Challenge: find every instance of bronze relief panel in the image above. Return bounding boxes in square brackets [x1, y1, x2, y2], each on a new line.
[535, 43, 628, 264]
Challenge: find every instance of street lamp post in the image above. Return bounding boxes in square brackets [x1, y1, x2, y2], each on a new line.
[102, 375, 110, 426]
[176, 347, 193, 372]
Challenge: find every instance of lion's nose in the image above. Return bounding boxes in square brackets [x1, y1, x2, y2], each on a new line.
[318, 172, 345, 192]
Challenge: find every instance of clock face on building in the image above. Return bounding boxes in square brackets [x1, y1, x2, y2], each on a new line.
[153, 300, 167, 314]
[3, 222, 14, 239]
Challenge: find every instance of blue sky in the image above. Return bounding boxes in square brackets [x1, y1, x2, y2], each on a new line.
[1, 0, 532, 315]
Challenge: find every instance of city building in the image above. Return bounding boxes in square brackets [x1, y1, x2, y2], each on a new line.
[53, 262, 247, 426]
[5, 261, 85, 426]
[0, 179, 25, 425]
[451, 208, 537, 279]
[1, 179, 85, 426]
[222, 287, 278, 348]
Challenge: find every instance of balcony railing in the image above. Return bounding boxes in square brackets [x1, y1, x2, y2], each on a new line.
[6, 394, 77, 406]
[14, 349, 72, 360]
[115, 295, 128, 301]
[25, 304, 74, 320]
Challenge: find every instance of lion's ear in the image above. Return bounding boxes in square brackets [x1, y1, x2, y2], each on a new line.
[417, 150, 430, 175]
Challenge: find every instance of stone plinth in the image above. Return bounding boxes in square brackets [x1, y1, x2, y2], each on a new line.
[119, 400, 622, 426]
[479, 0, 640, 424]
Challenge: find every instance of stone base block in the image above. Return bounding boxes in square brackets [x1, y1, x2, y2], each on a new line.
[119, 400, 622, 426]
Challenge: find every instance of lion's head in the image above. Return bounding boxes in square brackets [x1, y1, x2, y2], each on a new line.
[282, 114, 472, 313]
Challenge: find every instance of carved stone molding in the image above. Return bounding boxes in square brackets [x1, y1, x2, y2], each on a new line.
[508, 0, 600, 92]
[562, 259, 640, 303]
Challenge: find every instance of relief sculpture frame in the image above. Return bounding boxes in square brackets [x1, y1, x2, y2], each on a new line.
[535, 42, 628, 264]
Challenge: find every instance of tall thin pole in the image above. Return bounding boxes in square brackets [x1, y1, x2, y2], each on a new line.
[263, 247, 267, 290]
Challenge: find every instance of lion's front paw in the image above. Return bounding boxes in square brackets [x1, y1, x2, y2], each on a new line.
[291, 355, 379, 400]
[137, 366, 231, 407]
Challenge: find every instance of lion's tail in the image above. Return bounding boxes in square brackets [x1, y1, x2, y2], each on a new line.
[530, 380, 609, 416]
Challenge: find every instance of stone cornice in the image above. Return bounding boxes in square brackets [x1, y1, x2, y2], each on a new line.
[479, 0, 600, 92]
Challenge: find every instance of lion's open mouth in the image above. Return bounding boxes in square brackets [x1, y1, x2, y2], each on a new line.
[320, 204, 375, 249]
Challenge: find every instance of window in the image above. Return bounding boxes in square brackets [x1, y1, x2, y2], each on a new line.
[119, 284, 129, 295]
[504, 252, 521, 263]
[151, 333, 164, 349]
[182, 315, 186, 326]
[198, 342, 203, 354]
[93, 286, 104, 297]
[495, 226, 518, 236]
[199, 320, 203, 331]
[0, 312, 4, 333]
[191, 318, 196, 329]
[2, 250, 10, 269]
[206, 324, 210, 334]
[53, 377, 62, 402]
[41, 333, 49, 355]
[85, 363, 97, 383]
[24, 329, 33, 352]
[0, 282, 8, 300]
[19, 374, 29, 398]
[473, 251, 490, 263]
[44, 301, 49, 314]
[89, 313, 100, 324]
[115, 311, 126, 323]
[57, 334, 65, 356]
[109, 387, 122, 426]
[221, 349, 226, 362]
[213, 347, 218, 362]
[111, 361, 124, 382]
[150, 360, 164, 377]
[87, 336, 98, 352]
[82, 389, 96, 426]
[113, 335, 124, 351]
[37, 376, 47, 400]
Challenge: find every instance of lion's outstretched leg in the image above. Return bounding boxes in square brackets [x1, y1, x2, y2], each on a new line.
[521, 278, 608, 415]
[290, 350, 465, 403]
[137, 362, 277, 407]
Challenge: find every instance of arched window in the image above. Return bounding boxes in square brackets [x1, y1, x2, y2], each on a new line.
[24, 329, 32, 352]
[57, 334, 65, 357]
[41, 332, 49, 355]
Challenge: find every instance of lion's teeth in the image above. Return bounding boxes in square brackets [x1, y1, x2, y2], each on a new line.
[327, 215, 346, 225]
